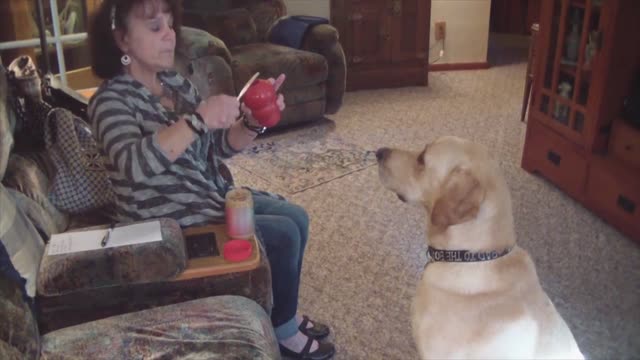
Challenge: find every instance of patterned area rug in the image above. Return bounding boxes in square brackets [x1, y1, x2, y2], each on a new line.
[228, 128, 377, 194]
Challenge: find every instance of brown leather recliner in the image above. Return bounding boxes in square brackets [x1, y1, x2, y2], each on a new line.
[180, 0, 346, 129]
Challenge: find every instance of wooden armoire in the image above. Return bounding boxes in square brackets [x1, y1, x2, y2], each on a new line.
[330, 0, 431, 91]
[521, 0, 640, 242]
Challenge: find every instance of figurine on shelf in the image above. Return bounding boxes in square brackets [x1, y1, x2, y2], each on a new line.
[585, 31, 601, 67]
[563, 9, 582, 65]
[554, 82, 573, 123]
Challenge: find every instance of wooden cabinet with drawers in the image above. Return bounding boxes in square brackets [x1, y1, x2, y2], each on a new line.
[521, 0, 640, 242]
[609, 119, 640, 170]
[586, 157, 640, 237]
[330, 0, 430, 91]
[522, 119, 589, 200]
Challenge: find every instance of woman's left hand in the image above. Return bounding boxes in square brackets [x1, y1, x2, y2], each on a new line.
[242, 74, 286, 126]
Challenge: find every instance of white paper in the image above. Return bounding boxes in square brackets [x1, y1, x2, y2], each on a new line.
[47, 221, 163, 256]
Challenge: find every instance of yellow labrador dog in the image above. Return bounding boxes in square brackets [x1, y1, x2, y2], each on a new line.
[376, 136, 584, 360]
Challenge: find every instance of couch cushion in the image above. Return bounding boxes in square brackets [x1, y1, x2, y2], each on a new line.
[0, 184, 44, 298]
[182, 0, 286, 42]
[283, 82, 326, 105]
[183, 8, 258, 48]
[3, 153, 69, 236]
[278, 99, 326, 127]
[231, 43, 328, 91]
[7, 189, 59, 241]
[0, 276, 40, 360]
[0, 60, 15, 180]
[41, 295, 280, 360]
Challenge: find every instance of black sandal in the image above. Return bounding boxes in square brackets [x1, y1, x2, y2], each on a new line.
[279, 337, 335, 360]
[298, 315, 330, 340]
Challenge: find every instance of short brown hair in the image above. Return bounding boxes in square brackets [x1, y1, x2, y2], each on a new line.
[88, 0, 182, 80]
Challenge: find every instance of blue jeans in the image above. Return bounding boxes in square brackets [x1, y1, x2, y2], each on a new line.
[253, 194, 309, 340]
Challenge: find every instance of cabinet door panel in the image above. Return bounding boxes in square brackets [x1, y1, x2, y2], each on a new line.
[390, 0, 430, 63]
[344, 0, 392, 66]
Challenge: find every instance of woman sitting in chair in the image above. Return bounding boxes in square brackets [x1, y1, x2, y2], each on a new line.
[87, 1, 335, 358]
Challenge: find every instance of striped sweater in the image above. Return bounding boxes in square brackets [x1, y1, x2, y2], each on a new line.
[89, 71, 275, 227]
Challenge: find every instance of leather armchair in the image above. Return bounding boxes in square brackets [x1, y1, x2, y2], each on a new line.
[179, 0, 346, 129]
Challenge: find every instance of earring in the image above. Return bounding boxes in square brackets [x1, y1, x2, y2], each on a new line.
[121, 54, 131, 66]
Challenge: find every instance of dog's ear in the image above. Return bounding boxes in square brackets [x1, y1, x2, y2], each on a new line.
[430, 167, 485, 229]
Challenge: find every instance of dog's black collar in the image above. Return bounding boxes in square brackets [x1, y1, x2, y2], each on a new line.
[426, 246, 514, 265]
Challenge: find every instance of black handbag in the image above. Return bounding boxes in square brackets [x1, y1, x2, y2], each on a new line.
[42, 73, 89, 120]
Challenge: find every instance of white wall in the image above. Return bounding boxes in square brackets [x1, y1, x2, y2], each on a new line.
[284, 0, 330, 18]
[430, 0, 491, 64]
[284, 0, 490, 65]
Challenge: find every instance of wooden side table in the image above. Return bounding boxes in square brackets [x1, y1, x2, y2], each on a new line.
[173, 224, 261, 281]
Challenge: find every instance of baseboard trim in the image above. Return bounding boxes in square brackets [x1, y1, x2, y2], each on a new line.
[429, 62, 490, 71]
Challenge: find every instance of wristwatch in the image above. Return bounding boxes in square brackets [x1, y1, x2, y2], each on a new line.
[242, 114, 267, 134]
[184, 111, 208, 135]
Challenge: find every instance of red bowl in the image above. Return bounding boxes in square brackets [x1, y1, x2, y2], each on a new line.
[223, 239, 253, 262]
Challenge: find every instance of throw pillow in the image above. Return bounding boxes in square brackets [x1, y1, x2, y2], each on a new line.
[0, 183, 45, 298]
[0, 59, 15, 179]
[185, 8, 258, 48]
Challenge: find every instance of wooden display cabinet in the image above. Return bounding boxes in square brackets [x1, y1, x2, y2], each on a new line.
[522, 0, 640, 242]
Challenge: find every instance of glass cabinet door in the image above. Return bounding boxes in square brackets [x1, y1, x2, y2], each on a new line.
[536, 0, 603, 145]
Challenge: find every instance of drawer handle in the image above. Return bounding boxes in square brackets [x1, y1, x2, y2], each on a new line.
[547, 151, 562, 166]
[617, 195, 636, 214]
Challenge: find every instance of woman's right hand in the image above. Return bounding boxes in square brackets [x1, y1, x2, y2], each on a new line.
[196, 95, 240, 130]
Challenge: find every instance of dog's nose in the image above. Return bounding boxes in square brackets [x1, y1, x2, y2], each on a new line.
[376, 147, 391, 162]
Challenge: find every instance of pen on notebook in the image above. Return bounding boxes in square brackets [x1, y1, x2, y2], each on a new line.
[101, 226, 113, 247]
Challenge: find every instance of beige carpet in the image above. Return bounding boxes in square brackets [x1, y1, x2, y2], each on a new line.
[228, 37, 640, 360]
